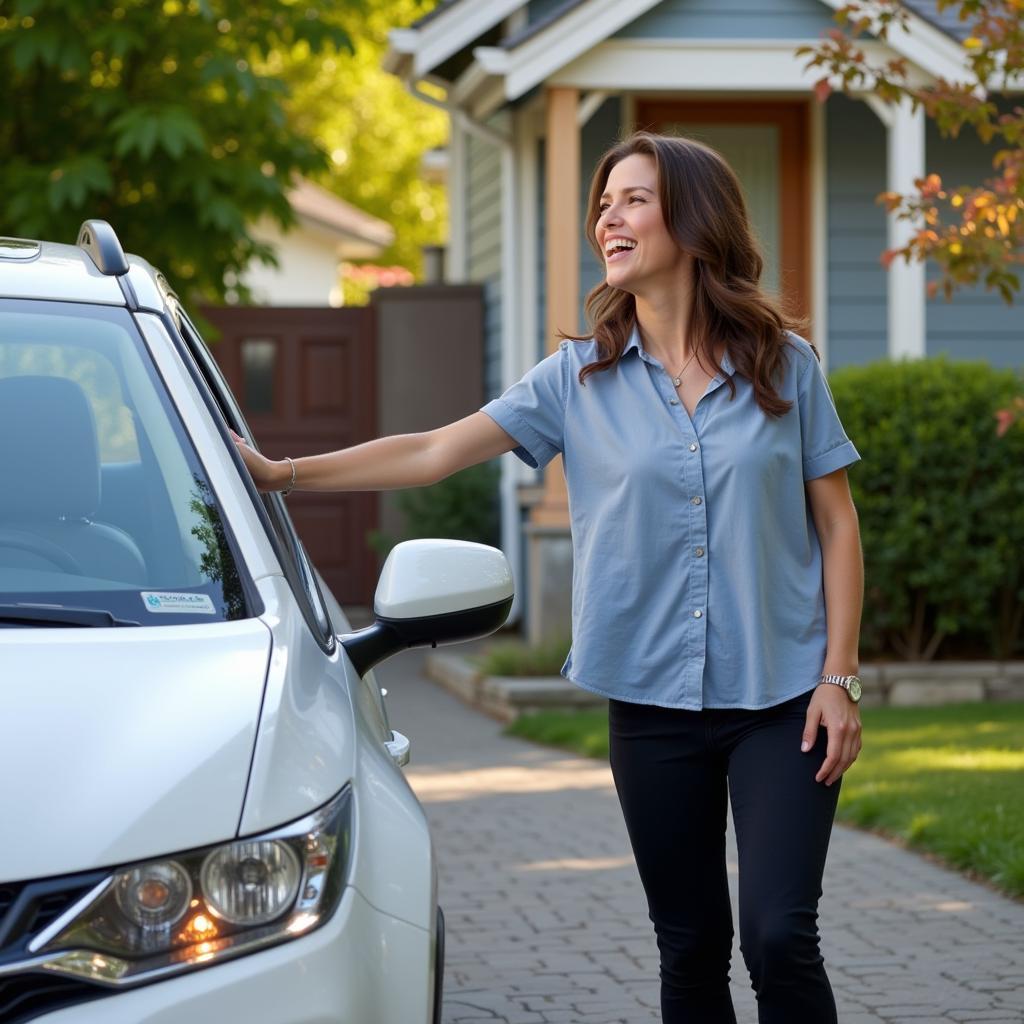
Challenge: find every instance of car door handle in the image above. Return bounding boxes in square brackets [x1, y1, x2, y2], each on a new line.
[384, 730, 410, 768]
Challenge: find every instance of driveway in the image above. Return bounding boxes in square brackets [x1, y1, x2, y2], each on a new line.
[373, 645, 1024, 1024]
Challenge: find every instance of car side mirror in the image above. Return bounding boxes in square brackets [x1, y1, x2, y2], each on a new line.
[338, 539, 514, 678]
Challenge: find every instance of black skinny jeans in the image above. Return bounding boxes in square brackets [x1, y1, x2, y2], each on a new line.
[608, 687, 841, 1024]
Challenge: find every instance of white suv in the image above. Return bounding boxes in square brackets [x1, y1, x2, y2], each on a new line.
[0, 221, 513, 1024]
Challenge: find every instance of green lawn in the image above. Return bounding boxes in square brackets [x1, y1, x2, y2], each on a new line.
[506, 701, 1024, 901]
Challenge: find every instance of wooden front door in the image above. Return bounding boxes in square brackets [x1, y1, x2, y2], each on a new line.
[635, 100, 812, 326]
[202, 306, 379, 606]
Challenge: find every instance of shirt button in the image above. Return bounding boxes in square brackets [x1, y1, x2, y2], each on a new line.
[693, 609, 703, 618]
[669, 398, 679, 405]
[695, 546, 704, 557]
[691, 496, 702, 505]
[689, 442, 698, 452]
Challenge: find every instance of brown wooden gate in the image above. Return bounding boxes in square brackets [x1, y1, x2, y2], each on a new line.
[201, 306, 379, 606]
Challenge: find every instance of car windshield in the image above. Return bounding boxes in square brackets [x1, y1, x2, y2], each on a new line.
[0, 299, 249, 625]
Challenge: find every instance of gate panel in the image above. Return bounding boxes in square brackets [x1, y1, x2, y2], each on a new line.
[201, 306, 378, 606]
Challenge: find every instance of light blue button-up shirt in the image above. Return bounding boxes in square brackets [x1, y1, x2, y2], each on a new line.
[480, 326, 861, 710]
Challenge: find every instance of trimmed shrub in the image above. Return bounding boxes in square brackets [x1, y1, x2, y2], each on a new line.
[829, 355, 1024, 660]
[367, 461, 500, 558]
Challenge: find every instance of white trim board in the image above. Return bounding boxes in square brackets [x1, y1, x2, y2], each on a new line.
[498, 0, 664, 101]
[816, 0, 970, 83]
[547, 38, 936, 93]
[398, 0, 526, 81]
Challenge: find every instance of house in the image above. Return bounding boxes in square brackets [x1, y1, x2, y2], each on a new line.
[243, 176, 394, 306]
[384, 0, 1021, 640]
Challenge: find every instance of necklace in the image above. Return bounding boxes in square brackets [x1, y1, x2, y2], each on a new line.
[670, 350, 698, 388]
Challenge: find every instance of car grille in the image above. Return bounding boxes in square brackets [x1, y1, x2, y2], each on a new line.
[0, 972, 110, 1023]
[0, 871, 117, 1023]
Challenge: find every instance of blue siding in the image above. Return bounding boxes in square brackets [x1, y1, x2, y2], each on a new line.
[616, 0, 836, 39]
[466, 113, 508, 398]
[826, 94, 888, 368]
[924, 109, 1023, 369]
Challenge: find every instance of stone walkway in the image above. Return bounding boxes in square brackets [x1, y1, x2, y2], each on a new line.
[373, 646, 1024, 1024]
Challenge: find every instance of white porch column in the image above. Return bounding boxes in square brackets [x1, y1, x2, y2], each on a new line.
[867, 95, 927, 361]
[498, 134, 524, 626]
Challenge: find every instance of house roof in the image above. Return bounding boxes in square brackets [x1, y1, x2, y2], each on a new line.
[499, 0, 970, 50]
[502, 0, 585, 50]
[386, 0, 977, 113]
[899, 0, 971, 42]
[286, 178, 394, 253]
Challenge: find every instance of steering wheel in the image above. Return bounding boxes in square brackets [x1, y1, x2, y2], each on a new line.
[0, 528, 86, 576]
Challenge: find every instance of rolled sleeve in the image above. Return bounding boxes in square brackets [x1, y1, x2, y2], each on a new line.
[798, 354, 861, 480]
[479, 342, 567, 470]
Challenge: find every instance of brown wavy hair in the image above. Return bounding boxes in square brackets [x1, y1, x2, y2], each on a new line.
[564, 131, 814, 417]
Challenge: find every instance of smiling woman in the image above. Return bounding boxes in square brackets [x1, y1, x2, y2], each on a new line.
[475, 131, 864, 1024]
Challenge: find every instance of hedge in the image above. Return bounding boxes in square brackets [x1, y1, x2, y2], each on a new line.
[829, 355, 1024, 660]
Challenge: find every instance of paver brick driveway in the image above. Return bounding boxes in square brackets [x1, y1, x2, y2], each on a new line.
[373, 644, 1024, 1024]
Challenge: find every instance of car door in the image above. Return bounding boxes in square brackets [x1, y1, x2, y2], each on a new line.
[170, 311, 393, 744]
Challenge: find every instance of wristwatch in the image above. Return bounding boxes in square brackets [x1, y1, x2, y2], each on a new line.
[818, 673, 862, 703]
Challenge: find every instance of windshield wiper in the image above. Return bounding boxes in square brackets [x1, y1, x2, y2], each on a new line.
[0, 604, 140, 628]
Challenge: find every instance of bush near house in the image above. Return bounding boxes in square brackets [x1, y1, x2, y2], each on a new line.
[367, 461, 500, 559]
[831, 356, 1024, 661]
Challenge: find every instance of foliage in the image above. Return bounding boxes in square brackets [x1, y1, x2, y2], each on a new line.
[797, 1, 1024, 304]
[470, 631, 573, 677]
[366, 461, 501, 559]
[506, 701, 1024, 900]
[828, 357, 1024, 660]
[0, 0, 363, 304]
[270, 0, 448, 278]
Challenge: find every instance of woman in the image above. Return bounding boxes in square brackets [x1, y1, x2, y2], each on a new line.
[234, 130, 864, 1024]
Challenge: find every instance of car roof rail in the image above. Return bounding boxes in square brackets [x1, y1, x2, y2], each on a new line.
[76, 219, 129, 276]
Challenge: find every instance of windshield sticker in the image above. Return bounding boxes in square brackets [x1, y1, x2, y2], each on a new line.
[140, 591, 217, 615]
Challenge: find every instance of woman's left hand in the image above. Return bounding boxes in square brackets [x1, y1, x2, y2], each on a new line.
[801, 685, 862, 786]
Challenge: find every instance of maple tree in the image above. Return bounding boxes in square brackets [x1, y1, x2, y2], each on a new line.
[797, 0, 1024, 430]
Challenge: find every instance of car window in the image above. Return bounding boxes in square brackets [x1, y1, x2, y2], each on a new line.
[0, 300, 250, 625]
[176, 314, 335, 652]
[0, 343, 140, 462]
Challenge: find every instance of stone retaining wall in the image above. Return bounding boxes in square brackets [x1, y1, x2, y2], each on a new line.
[424, 653, 1024, 722]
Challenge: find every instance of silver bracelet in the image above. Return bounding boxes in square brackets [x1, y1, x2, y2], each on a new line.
[281, 457, 296, 497]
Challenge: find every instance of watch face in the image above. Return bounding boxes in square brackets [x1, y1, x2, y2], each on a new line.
[849, 677, 862, 701]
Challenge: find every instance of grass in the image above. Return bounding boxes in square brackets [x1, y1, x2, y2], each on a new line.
[468, 632, 572, 677]
[505, 701, 1024, 901]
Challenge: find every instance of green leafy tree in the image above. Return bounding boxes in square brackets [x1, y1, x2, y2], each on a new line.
[0, 0, 361, 303]
[270, 0, 448, 282]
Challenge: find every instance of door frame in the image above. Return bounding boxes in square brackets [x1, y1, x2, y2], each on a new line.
[635, 98, 812, 326]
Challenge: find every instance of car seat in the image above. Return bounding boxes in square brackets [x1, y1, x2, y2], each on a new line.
[0, 375, 147, 584]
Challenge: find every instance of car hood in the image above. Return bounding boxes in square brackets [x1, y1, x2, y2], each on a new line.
[0, 619, 271, 883]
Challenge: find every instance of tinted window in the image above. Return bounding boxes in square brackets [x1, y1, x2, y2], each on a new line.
[0, 300, 249, 625]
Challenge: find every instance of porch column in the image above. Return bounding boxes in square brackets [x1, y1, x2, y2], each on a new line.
[869, 95, 927, 361]
[525, 86, 579, 644]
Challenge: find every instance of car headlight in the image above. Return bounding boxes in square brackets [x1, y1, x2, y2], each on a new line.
[26, 785, 353, 986]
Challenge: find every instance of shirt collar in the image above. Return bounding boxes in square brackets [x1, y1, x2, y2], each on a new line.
[623, 324, 736, 378]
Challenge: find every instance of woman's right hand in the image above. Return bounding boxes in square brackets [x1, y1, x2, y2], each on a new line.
[229, 429, 288, 493]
